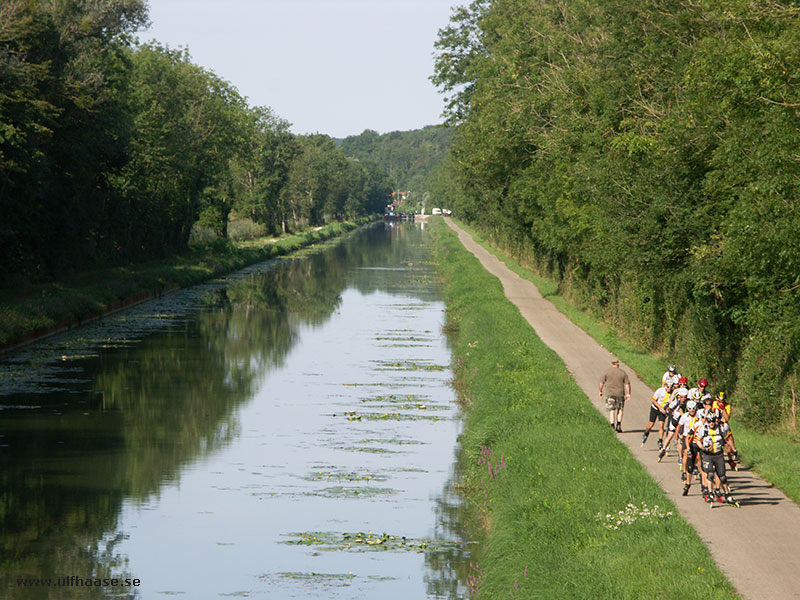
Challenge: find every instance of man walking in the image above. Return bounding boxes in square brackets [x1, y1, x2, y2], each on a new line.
[599, 359, 631, 432]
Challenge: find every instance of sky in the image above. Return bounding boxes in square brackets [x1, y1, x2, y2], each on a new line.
[135, 0, 459, 139]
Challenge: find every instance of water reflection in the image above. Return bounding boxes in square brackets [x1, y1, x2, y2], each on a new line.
[0, 223, 472, 598]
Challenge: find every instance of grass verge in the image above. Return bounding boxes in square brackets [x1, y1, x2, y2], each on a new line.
[449, 218, 800, 508]
[431, 220, 737, 599]
[0, 218, 375, 351]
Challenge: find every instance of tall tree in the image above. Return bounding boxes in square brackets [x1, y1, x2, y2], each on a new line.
[1, 0, 148, 282]
[124, 43, 247, 252]
[231, 106, 296, 234]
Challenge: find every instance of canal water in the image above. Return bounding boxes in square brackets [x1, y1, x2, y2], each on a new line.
[0, 222, 471, 599]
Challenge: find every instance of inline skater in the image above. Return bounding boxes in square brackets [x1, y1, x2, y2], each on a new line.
[697, 393, 713, 420]
[698, 410, 739, 506]
[641, 379, 675, 449]
[687, 402, 711, 498]
[658, 387, 688, 462]
[688, 378, 708, 402]
[713, 391, 738, 469]
[677, 400, 702, 495]
[662, 365, 679, 386]
[713, 391, 732, 422]
[674, 375, 690, 396]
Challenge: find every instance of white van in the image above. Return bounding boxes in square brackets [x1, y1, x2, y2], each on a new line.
[431, 208, 442, 215]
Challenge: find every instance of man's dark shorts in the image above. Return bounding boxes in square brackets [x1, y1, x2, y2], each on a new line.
[648, 405, 667, 422]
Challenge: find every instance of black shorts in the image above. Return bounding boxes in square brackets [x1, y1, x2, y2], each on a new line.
[648, 405, 667, 422]
[685, 444, 700, 472]
[701, 452, 726, 479]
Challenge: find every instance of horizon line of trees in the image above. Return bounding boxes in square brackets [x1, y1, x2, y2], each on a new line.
[338, 125, 453, 212]
[432, 0, 800, 432]
[0, 0, 392, 286]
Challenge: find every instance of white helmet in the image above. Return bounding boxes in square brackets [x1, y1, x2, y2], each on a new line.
[687, 400, 698, 410]
[676, 388, 689, 397]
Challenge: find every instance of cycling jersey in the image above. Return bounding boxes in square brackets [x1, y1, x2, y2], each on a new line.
[662, 371, 680, 385]
[713, 400, 731, 420]
[652, 387, 670, 410]
[666, 397, 685, 430]
[698, 423, 732, 455]
[667, 397, 684, 417]
[678, 413, 701, 439]
[687, 387, 703, 401]
[697, 407, 712, 421]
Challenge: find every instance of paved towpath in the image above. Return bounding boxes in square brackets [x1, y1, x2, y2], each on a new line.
[445, 217, 800, 600]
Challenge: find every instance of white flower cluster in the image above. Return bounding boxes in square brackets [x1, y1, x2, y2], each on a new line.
[597, 502, 673, 530]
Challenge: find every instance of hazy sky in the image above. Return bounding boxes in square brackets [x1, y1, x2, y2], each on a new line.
[136, 0, 458, 139]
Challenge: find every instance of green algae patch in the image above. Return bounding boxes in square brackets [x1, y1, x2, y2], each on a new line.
[301, 470, 389, 483]
[280, 531, 466, 553]
[372, 359, 447, 372]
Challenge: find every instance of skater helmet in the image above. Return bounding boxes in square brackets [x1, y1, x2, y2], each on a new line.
[698, 378, 708, 387]
[687, 400, 697, 411]
[678, 376, 689, 386]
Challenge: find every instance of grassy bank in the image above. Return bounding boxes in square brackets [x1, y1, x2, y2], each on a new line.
[431, 221, 737, 599]
[450, 218, 800, 507]
[0, 218, 375, 351]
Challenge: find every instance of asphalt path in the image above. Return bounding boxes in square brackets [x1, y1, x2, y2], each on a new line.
[445, 217, 800, 600]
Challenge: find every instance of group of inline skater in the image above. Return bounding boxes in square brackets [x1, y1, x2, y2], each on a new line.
[641, 365, 740, 507]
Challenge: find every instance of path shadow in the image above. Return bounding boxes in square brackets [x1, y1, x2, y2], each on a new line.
[737, 497, 783, 506]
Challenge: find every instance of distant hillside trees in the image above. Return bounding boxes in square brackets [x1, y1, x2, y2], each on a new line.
[433, 0, 800, 432]
[338, 125, 452, 208]
[1, 0, 389, 286]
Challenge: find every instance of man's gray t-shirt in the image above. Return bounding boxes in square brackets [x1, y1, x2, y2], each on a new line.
[601, 367, 629, 397]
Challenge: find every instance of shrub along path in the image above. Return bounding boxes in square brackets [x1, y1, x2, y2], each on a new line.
[445, 217, 800, 600]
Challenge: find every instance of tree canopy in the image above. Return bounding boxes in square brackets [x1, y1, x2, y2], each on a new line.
[433, 0, 800, 431]
[1, 0, 390, 285]
[338, 125, 452, 210]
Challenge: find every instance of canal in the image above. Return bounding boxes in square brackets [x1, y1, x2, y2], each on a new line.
[0, 222, 471, 599]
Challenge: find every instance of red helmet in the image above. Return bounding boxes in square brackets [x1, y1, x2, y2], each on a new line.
[698, 378, 708, 387]
[678, 376, 688, 384]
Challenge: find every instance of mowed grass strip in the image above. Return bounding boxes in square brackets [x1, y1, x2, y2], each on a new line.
[432, 222, 737, 599]
[451, 218, 800, 507]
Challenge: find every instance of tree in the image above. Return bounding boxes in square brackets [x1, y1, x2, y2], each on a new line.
[231, 106, 296, 234]
[432, 0, 800, 430]
[125, 43, 247, 251]
[0, 0, 148, 282]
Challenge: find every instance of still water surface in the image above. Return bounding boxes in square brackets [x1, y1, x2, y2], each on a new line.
[0, 223, 470, 599]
